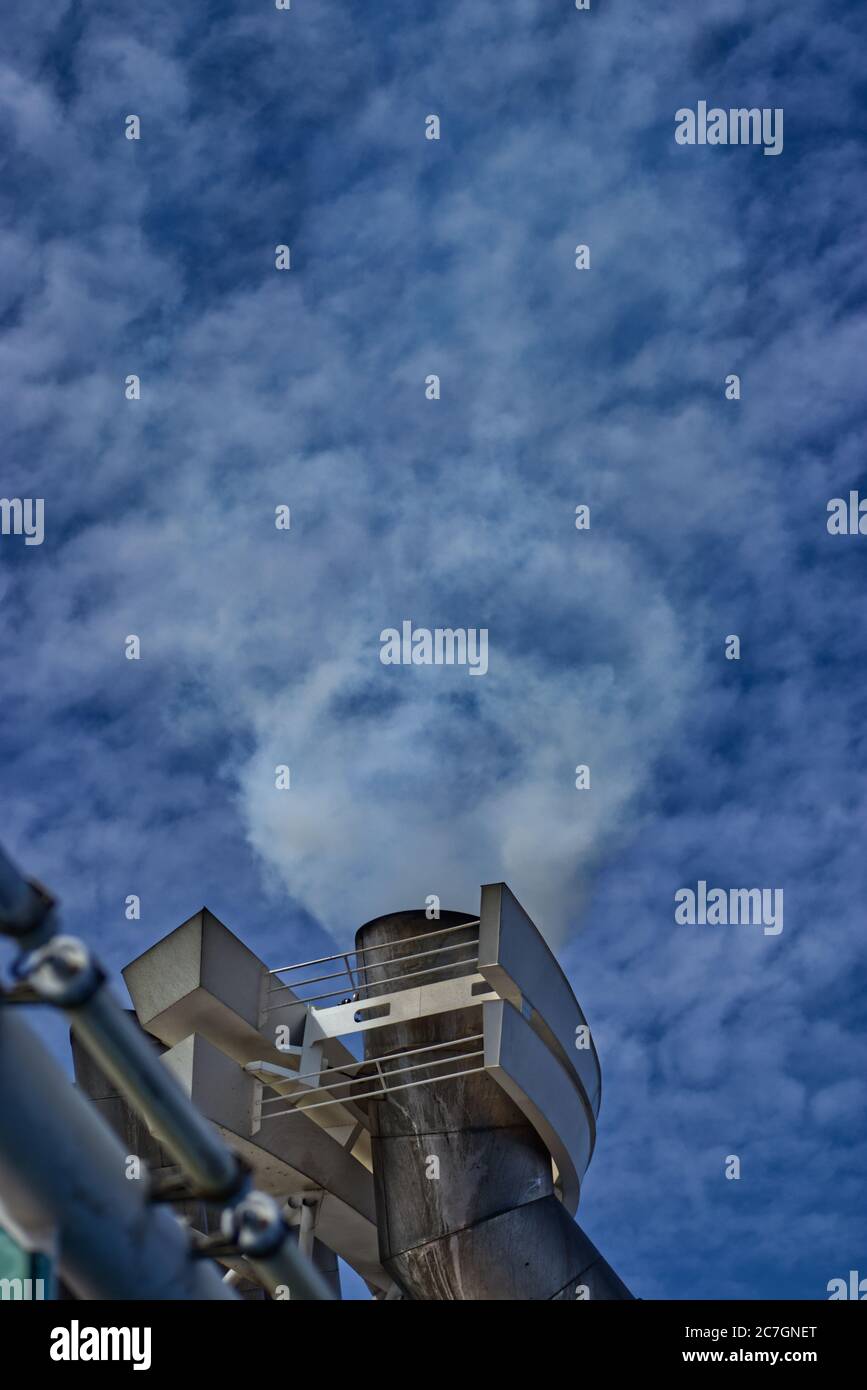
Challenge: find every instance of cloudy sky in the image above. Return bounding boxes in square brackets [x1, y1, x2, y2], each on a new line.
[2, 0, 865, 1299]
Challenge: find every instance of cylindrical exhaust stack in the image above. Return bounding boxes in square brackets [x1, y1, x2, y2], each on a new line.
[358, 909, 556, 1298]
[357, 909, 632, 1300]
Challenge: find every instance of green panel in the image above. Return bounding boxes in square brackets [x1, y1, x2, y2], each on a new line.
[0, 1227, 28, 1281]
[0, 1227, 53, 1299]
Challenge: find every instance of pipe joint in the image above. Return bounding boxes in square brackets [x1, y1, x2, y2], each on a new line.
[23, 935, 104, 1007]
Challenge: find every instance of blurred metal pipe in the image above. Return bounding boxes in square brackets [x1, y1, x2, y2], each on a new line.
[0, 1003, 237, 1301]
[228, 1193, 334, 1301]
[25, 935, 243, 1201]
[0, 843, 55, 946]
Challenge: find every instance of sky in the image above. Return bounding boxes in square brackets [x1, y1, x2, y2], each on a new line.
[1, 0, 865, 1300]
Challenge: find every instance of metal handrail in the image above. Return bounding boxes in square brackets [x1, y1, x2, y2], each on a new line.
[262, 1058, 487, 1120]
[265, 936, 481, 995]
[268, 919, 480, 976]
[262, 951, 480, 1012]
[250, 1033, 485, 1091]
[260, 1036, 486, 1103]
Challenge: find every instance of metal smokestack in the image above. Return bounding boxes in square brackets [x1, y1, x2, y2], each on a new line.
[356, 903, 632, 1300]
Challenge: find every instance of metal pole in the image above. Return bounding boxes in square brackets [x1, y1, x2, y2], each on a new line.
[227, 1193, 334, 1301]
[298, 1200, 317, 1260]
[0, 843, 55, 946]
[0, 1003, 237, 1301]
[24, 935, 242, 1201]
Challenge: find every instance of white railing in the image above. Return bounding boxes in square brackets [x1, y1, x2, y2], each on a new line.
[264, 919, 481, 1011]
[255, 1034, 486, 1119]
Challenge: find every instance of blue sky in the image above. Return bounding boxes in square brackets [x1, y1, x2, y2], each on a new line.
[1, 0, 866, 1300]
